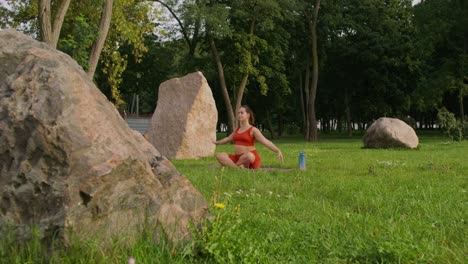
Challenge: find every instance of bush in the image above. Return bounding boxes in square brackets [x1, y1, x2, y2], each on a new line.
[463, 118, 468, 140]
[285, 123, 301, 135]
[437, 107, 463, 141]
[186, 203, 270, 263]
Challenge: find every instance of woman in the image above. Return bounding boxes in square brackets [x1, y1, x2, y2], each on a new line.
[214, 105, 284, 169]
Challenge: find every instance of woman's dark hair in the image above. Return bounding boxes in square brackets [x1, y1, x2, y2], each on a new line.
[241, 105, 255, 125]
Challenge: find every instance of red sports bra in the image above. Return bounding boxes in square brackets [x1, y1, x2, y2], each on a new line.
[233, 126, 255, 146]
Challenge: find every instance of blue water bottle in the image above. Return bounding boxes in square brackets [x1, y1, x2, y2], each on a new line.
[299, 152, 306, 171]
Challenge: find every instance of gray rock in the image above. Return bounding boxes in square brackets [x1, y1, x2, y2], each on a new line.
[145, 71, 217, 159]
[363, 117, 419, 149]
[0, 29, 208, 246]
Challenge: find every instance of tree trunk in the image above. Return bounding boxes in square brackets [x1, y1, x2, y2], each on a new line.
[304, 60, 310, 139]
[154, 0, 194, 57]
[460, 35, 466, 123]
[278, 110, 284, 137]
[39, 0, 52, 46]
[208, 32, 236, 134]
[265, 109, 275, 139]
[234, 17, 256, 113]
[345, 87, 352, 137]
[306, 0, 320, 142]
[299, 72, 306, 134]
[38, 0, 71, 48]
[87, 0, 113, 79]
[460, 88, 465, 123]
[188, 0, 201, 58]
[337, 117, 342, 133]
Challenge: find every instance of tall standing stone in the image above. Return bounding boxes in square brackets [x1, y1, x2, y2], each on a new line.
[0, 29, 208, 246]
[145, 72, 218, 159]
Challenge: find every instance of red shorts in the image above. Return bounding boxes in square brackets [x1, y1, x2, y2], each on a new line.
[228, 150, 261, 169]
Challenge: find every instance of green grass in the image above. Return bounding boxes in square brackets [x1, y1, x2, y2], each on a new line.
[2, 132, 466, 263]
[175, 132, 467, 263]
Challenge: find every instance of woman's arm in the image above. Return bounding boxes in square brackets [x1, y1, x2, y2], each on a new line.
[252, 128, 284, 162]
[214, 133, 234, 145]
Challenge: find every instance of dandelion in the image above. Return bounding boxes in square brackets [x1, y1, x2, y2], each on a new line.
[128, 257, 136, 264]
[215, 203, 225, 209]
[221, 167, 225, 172]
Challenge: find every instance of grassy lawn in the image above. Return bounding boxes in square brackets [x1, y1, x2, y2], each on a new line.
[172, 132, 466, 263]
[2, 132, 466, 263]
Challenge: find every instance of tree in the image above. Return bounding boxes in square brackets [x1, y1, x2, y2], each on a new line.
[210, 0, 288, 132]
[158, 0, 290, 133]
[96, 0, 156, 107]
[413, 0, 468, 123]
[87, 0, 113, 79]
[318, 0, 416, 129]
[304, 0, 320, 141]
[36, 0, 112, 78]
[38, 0, 71, 48]
[1, 0, 155, 108]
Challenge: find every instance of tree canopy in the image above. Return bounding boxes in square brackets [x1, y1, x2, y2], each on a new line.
[1, 0, 466, 139]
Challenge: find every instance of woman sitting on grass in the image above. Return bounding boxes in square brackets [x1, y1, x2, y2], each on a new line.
[214, 105, 284, 169]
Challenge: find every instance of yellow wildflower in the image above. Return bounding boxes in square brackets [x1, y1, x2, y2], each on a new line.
[214, 203, 225, 209]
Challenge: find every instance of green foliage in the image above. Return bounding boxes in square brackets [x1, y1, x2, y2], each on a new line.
[463, 119, 468, 139]
[0, 0, 38, 35]
[1, 226, 48, 263]
[58, 15, 98, 70]
[96, 0, 155, 107]
[200, 1, 232, 39]
[187, 202, 270, 263]
[437, 107, 463, 141]
[0, 0, 465, 137]
[319, 0, 417, 119]
[0, 0, 157, 109]
[184, 171, 274, 263]
[412, 0, 468, 115]
[119, 34, 179, 114]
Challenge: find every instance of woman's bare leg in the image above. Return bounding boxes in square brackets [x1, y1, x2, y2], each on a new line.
[236, 152, 255, 168]
[216, 153, 238, 168]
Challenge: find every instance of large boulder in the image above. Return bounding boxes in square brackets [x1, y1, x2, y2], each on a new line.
[0, 29, 208, 245]
[363, 117, 419, 149]
[145, 72, 217, 159]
